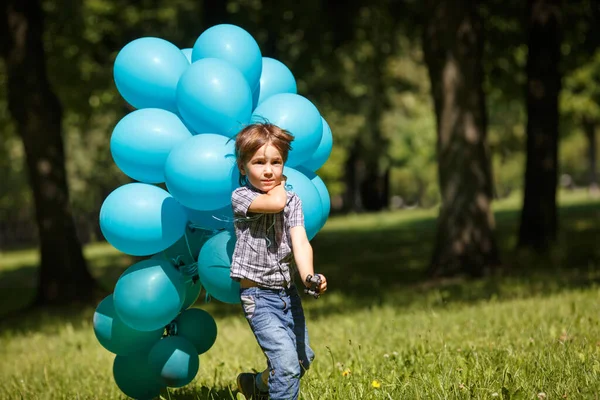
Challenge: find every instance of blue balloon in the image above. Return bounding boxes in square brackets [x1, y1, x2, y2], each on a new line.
[110, 109, 193, 183]
[114, 37, 189, 112]
[174, 308, 218, 355]
[181, 48, 193, 63]
[310, 175, 330, 230]
[296, 167, 330, 231]
[93, 295, 164, 356]
[184, 204, 234, 232]
[164, 134, 240, 210]
[252, 93, 322, 167]
[255, 57, 297, 106]
[197, 230, 240, 304]
[148, 336, 200, 388]
[176, 58, 252, 137]
[302, 117, 333, 172]
[283, 167, 323, 240]
[114, 259, 186, 332]
[251, 86, 260, 111]
[99, 183, 187, 256]
[113, 352, 165, 399]
[192, 24, 262, 92]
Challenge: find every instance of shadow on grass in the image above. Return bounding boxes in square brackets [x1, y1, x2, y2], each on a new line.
[1, 201, 598, 332]
[163, 385, 236, 400]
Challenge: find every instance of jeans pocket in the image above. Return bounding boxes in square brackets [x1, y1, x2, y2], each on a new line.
[240, 294, 256, 319]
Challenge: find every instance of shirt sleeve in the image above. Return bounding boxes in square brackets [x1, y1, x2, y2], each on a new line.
[231, 186, 261, 217]
[286, 193, 304, 228]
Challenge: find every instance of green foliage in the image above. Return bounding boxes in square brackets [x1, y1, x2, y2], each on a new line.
[1, 0, 598, 245]
[561, 51, 600, 121]
[384, 37, 438, 207]
[0, 63, 31, 220]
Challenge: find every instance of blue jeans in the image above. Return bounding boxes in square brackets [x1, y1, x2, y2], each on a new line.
[240, 285, 315, 400]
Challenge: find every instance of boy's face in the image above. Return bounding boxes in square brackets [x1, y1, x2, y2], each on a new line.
[242, 143, 284, 192]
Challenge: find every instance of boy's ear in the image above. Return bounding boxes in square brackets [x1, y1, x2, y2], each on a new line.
[238, 163, 246, 175]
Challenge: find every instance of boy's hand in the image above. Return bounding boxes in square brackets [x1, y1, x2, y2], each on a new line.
[303, 274, 327, 297]
[316, 274, 327, 293]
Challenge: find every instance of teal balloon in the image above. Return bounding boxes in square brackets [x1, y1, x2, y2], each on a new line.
[255, 57, 297, 106]
[99, 183, 187, 256]
[181, 48, 193, 63]
[114, 37, 189, 112]
[283, 167, 323, 240]
[161, 225, 213, 268]
[114, 259, 186, 332]
[197, 230, 240, 304]
[176, 58, 252, 137]
[148, 336, 200, 388]
[296, 167, 330, 231]
[154, 226, 215, 311]
[174, 308, 218, 355]
[192, 24, 262, 92]
[164, 134, 240, 210]
[113, 352, 165, 400]
[110, 109, 193, 183]
[149, 252, 202, 311]
[252, 93, 322, 167]
[181, 280, 202, 310]
[93, 295, 164, 356]
[184, 205, 234, 231]
[302, 117, 333, 172]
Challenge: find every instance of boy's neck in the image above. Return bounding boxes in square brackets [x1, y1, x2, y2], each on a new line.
[246, 182, 267, 194]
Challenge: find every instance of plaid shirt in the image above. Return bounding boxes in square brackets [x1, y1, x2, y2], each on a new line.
[230, 184, 304, 289]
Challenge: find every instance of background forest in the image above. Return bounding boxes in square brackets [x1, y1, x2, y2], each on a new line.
[2, 0, 598, 249]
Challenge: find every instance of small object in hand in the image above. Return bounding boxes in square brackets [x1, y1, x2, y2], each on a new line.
[304, 274, 322, 299]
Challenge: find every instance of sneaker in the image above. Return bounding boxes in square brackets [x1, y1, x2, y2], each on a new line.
[237, 372, 268, 400]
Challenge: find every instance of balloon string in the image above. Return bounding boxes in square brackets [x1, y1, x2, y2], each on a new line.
[183, 229, 195, 261]
[265, 218, 276, 248]
[166, 321, 178, 336]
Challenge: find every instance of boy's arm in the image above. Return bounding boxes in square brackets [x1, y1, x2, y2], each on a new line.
[290, 226, 327, 293]
[248, 183, 287, 213]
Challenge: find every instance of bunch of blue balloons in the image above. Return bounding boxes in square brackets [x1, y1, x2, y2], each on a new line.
[95, 23, 333, 399]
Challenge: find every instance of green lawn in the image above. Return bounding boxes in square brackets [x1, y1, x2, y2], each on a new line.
[0, 190, 599, 399]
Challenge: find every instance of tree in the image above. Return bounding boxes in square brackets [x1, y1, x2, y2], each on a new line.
[422, 0, 501, 277]
[344, 3, 394, 212]
[518, 0, 562, 251]
[1, 0, 98, 304]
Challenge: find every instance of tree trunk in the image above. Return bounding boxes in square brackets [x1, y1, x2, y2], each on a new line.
[583, 119, 598, 192]
[423, 0, 501, 277]
[1, 0, 98, 305]
[343, 141, 365, 212]
[360, 166, 390, 211]
[518, 0, 562, 251]
[344, 4, 391, 212]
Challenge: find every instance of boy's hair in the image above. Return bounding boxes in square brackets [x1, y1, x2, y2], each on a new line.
[234, 122, 294, 173]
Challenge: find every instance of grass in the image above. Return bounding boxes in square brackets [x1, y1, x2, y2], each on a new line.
[0, 189, 599, 399]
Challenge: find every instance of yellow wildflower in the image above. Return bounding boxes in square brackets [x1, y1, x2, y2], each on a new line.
[342, 368, 351, 377]
[372, 380, 381, 389]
